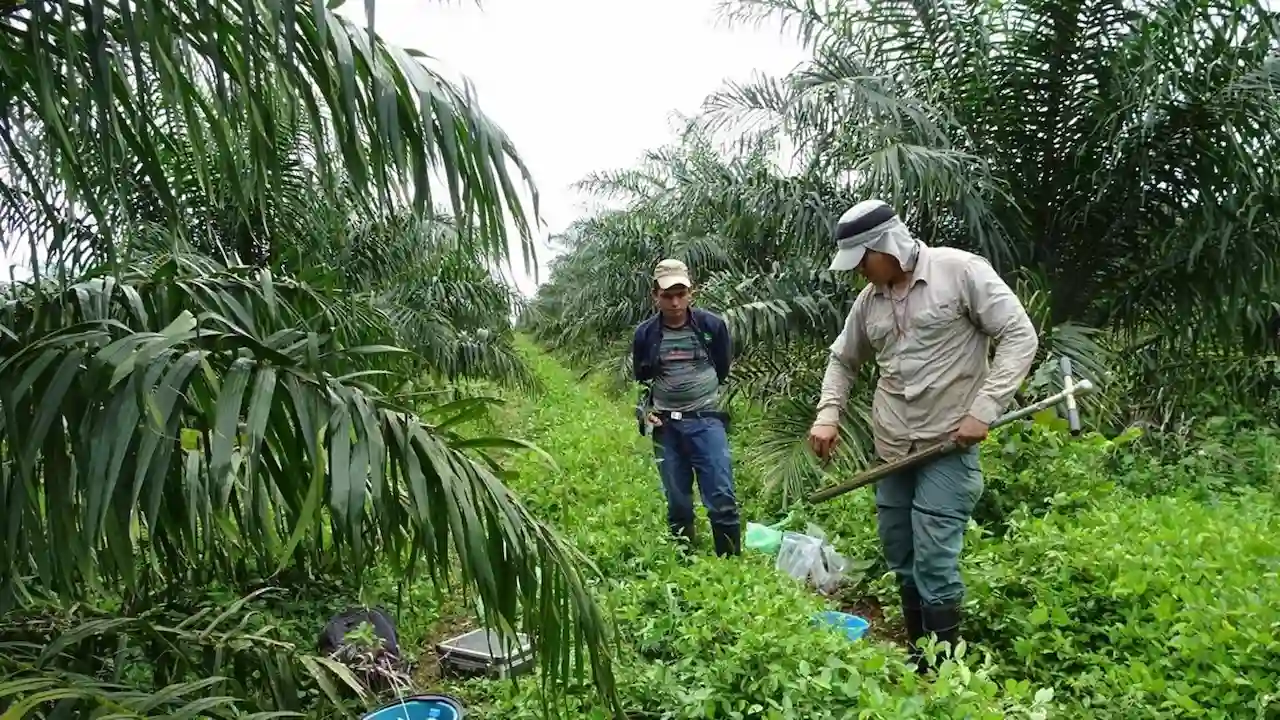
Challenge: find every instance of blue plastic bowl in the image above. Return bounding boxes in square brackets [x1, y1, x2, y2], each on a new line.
[361, 695, 465, 720]
[813, 610, 870, 641]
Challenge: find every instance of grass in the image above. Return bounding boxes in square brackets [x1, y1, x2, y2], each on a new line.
[423, 339, 1279, 719]
[423, 341, 1054, 718]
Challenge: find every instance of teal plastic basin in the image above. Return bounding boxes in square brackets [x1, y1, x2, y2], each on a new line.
[813, 610, 870, 641]
[361, 695, 465, 720]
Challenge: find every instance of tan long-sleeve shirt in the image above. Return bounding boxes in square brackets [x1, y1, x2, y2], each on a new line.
[814, 245, 1039, 462]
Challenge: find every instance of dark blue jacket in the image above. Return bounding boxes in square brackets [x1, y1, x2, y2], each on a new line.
[632, 308, 732, 385]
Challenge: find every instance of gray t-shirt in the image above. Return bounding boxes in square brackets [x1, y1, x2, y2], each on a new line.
[651, 324, 720, 412]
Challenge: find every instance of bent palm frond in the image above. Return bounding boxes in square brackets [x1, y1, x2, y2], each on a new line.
[0, 0, 538, 277]
[0, 255, 617, 709]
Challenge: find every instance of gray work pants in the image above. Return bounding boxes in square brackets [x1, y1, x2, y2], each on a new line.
[875, 445, 984, 605]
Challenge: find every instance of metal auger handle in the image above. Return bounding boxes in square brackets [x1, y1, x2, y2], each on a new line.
[805, 376, 1097, 505]
[1059, 355, 1082, 436]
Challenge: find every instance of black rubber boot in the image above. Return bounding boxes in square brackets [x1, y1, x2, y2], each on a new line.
[900, 584, 927, 673]
[922, 602, 963, 665]
[670, 520, 696, 549]
[711, 523, 741, 557]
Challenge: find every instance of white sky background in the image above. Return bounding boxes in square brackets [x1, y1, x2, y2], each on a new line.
[336, 0, 811, 297]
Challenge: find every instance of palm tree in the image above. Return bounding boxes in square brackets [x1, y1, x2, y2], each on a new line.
[707, 0, 1280, 418]
[1, 0, 620, 715]
[525, 0, 1280, 499]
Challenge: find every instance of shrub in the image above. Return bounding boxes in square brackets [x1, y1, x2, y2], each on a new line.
[1108, 418, 1280, 499]
[974, 420, 1134, 534]
[465, 555, 1056, 719]
[963, 490, 1280, 719]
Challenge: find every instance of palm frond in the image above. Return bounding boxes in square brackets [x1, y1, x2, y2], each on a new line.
[0, 587, 368, 717]
[1, 0, 539, 277]
[0, 255, 618, 709]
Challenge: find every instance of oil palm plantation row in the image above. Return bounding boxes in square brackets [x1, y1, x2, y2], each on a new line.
[520, 126, 1108, 503]
[1, 0, 619, 716]
[521, 0, 1280, 505]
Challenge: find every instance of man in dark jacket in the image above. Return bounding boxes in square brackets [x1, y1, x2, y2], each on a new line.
[632, 258, 741, 556]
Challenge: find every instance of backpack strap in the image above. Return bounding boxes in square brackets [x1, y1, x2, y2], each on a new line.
[684, 312, 716, 361]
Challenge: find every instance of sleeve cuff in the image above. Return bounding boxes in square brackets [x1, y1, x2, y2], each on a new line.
[968, 395, 1004, 425]
[813, 406, 841, 427]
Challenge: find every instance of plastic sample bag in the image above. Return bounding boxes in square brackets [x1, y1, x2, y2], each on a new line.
[745, 522, 784, 553]
[774, 526, 850, 596]
[744, 512, 797, 554]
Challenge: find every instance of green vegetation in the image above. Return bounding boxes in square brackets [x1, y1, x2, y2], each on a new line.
[2, 0, 1279, 717]
[509, 0, 1280, 715]
[450, 347, 1058, 719]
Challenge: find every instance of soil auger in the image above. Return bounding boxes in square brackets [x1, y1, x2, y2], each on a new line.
[806, 356, 1097, 505]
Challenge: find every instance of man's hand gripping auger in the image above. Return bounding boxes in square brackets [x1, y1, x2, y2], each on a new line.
[805, 356, 1096, 505]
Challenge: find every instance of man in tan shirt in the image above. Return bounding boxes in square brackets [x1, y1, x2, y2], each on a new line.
[808, 199, 1038, 672]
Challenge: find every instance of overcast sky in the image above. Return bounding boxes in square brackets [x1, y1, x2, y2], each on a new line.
[336, 0, 810, 295]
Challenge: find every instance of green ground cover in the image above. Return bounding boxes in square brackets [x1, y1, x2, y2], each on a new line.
[435, 342, 1280, 719]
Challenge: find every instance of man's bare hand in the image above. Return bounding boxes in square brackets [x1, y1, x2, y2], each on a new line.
[808, 424, 840, 460]
[646, 412, 663, 427]
[952, 415, 989, 447]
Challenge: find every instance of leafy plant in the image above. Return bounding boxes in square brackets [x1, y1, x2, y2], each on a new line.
[964, 489, 1280, 718]
[0, 0, 621, 715]
[444, 341, 1056, 719]
[0, 588, 372, 717]
[1, 0, 538, 276]
[0, 254, 620, 714]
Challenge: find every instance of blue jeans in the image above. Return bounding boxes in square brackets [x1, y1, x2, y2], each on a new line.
[651, 417, 740, 530]
[875, 446, 984, 606]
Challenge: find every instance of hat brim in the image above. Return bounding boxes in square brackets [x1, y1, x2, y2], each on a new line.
[656, 274, 691, 290]
[828, 245, 867, 272]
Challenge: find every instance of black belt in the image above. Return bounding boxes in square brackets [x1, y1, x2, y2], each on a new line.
[655, 409, 725, 421]
[653, 409, 732, 434]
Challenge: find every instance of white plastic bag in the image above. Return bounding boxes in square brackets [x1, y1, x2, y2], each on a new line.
[811, 543, 850, 595]
[774, 528, 849, 596]
[776, 532, 822, 581]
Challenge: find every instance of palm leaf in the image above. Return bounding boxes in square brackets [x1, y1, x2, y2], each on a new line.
[0, 256, 619, 711]
[1, 0, 538, 278]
